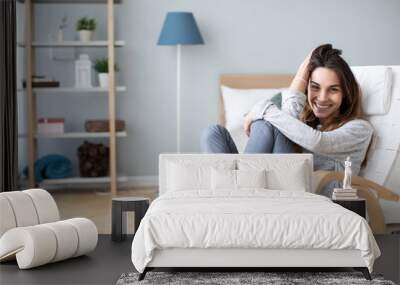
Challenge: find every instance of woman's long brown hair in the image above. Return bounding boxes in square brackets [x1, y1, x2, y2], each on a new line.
[299, 44, 371, 167]
[300, 44, 364, 131]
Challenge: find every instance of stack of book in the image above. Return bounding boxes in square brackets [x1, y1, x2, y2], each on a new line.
[332, 188, 358, 200]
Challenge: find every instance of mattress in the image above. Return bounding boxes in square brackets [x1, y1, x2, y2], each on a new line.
[131, 190, 380, 273]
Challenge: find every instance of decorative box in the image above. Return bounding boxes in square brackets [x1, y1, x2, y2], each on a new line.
[37, 118, 65, 134]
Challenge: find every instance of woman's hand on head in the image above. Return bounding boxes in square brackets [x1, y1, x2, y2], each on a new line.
[243, 112, 253, 136]
[290, 49, 314, 93]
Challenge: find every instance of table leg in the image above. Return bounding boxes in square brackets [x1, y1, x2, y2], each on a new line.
[112, 201, 123, 242]
[134, 201, 149, 233]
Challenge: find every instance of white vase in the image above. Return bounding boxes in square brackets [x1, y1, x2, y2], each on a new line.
[98, 73, 109, 88]
[79, 30, 93, 42]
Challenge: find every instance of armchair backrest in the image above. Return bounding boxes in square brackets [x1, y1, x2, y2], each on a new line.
[0, 189, 60, 237]
[359, 66, 400, 185]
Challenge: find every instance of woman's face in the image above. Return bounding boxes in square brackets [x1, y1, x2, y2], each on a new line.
[307, 67, 343, 125]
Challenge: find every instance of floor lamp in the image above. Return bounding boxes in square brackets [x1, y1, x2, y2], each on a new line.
[157, 12, 204, 153]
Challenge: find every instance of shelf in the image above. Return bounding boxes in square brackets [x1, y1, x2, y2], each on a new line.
[19, 131, 127, 139]
[17, 86, 127, 93]
[40, 176, 128, 186]
[17, 41, 125, 47]
[35, 131, 127, 138]
[17, 0, 122, 4]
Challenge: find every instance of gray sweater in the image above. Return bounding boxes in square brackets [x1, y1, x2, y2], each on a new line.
[248, 89, 374, 176]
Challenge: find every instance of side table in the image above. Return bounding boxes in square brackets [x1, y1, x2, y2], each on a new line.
[332, 198, 366, 218]
[112, 197, 150, 242]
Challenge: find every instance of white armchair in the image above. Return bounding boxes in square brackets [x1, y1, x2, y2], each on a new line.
[220, 65, 400, 234]
[0, 189, 98, 269]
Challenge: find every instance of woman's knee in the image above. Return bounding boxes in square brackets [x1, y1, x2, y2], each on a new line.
[250, 120, 273, 133]
[201, 124, 226, 141]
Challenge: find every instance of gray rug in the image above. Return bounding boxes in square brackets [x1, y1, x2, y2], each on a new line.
[116, 271, 396, 285]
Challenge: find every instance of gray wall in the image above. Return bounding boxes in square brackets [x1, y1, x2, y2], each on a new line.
[17, 0, 400, 178]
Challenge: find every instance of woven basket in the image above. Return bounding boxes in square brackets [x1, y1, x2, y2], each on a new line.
[85, 120, 125, 132]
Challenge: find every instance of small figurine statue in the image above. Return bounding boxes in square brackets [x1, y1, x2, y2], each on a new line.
[343, 156, 352, 189]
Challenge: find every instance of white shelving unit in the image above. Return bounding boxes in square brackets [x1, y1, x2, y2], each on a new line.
[22, 0, 124, 194]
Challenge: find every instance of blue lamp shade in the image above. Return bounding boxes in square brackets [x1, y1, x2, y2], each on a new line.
[158, 12, 204, 45]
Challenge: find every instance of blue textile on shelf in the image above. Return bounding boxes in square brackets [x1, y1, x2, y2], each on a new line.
[24, 154, 73, 182]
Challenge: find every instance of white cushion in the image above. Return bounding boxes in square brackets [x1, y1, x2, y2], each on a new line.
[166, 159, 235, 192]
[42, 221, 78, 262]
[211, 168, 268, 190]
[238, 158, 309, 192]
[237, 169, 267, 188]
[0, 196, 16, 237]
[221, 85, 281, 130]
[211, 168, 236, 189]
[351, 66, 393, 115]
[228, 127, 249, 154]
[0, 226, 57, 269]
[1, 192, 39, 227]
[64, 218, 98, 257]
[24, 189, 60, 223]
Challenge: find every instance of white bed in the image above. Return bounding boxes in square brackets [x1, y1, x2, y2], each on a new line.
[131, 154, 380, 281]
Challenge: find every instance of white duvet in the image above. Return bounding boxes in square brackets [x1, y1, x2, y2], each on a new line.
[131, 190, 380, 273]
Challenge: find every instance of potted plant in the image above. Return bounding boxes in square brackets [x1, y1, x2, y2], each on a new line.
[76, 17, 96, 42]
[94, 58, 119, 88]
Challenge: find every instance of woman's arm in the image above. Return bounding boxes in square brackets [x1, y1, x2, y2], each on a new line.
[244, 50, 313, 135]
[289, 50, 312, 94]
[281, 89, 306, 119]
[280, 50, 313, 117]
[262, 104, 373, 159]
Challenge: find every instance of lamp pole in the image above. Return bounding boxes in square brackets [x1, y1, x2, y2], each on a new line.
[157, 12, 204, 153]
[177, 44, 181, 153]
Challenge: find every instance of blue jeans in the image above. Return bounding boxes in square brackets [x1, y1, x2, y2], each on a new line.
[201, 120, 295, 153]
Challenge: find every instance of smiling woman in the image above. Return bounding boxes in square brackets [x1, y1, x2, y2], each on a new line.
[201, 44, 374, 194]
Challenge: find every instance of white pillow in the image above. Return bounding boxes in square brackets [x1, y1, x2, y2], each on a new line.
[211, 168, 267, 190]
[211, 168, 236, 189]
[221, 85, 281, 130]
[236, 169, 267, 188]
[167, 160, 235, 191]
[237, 159, 308, 192]
[351, 66, 393, 115]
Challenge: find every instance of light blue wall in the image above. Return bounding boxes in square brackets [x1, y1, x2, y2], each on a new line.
[17, 0, 400, 177]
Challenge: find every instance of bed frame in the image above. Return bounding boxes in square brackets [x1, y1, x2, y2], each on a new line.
[142, 246, 370, 280]
[138, 74, 372, 281]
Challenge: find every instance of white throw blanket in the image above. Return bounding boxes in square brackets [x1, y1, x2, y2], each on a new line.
[131, 190, 380, 273]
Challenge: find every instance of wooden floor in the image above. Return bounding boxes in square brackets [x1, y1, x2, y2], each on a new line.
[51, 187, 158, 234]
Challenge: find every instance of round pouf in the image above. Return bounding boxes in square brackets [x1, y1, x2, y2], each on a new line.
[112, 197, 149, 242]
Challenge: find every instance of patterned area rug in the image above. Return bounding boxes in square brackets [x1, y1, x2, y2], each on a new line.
[116, 271, 395, 285]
